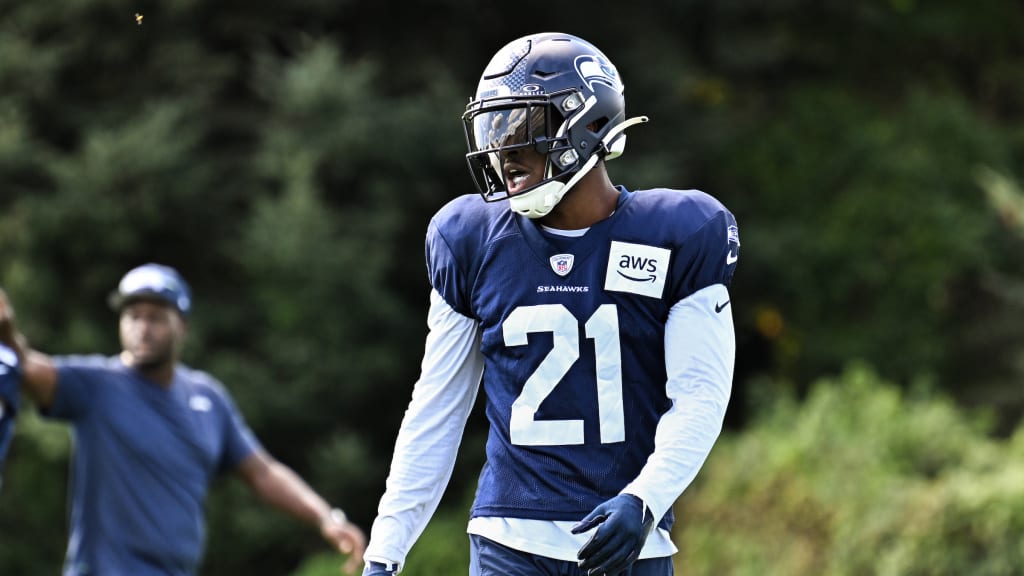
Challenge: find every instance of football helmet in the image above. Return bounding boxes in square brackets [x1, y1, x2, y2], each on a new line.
[108, 263, 192, 317]
[463, 32, 648, 218]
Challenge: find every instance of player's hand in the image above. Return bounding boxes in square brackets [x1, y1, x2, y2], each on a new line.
[571, 493, 654, 576]
[319, 509, 367, 574]
[362, 560, 399, 575]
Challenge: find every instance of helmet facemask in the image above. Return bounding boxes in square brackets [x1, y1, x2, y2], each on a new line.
[463, 89, 589, 218]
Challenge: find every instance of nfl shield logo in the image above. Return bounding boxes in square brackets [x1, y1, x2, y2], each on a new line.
[550, 254, 574, 277]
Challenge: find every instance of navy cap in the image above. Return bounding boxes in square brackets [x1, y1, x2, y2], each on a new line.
[109, 263, 192, 316]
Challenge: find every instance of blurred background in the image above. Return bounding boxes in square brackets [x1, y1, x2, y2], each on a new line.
[2, 0, 1024, 574]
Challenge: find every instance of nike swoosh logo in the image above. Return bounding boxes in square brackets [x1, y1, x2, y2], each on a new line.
[725, 251, 738, 265]
[715, 300, 731, 313]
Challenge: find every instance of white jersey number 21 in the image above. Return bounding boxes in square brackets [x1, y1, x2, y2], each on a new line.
[503, 304, 625, 446]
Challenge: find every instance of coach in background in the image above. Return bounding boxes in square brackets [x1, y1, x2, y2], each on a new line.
[0, 343, 20, 491]
[0, 263, 366, 576]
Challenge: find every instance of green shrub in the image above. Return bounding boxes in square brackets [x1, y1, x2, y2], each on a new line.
[676, 364, 1024, 575]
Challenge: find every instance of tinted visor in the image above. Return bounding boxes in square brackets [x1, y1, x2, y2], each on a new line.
[468, 103, 550, 154]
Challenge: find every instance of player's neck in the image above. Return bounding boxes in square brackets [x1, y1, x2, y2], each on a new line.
[537, 167, 619, 230]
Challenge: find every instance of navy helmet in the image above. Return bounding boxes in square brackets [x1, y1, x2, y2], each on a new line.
[463, 32, 648, 218]
[109, 263, 192, 317]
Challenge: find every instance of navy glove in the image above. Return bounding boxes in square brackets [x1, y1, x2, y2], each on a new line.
[362, 561, 399, 575]
[571, 493, 655, 575]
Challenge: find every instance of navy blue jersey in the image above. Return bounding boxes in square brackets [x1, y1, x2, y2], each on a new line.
[426, 186, 738, 531]
[48, 356, 261, 576]
[0, 344, 20, 482]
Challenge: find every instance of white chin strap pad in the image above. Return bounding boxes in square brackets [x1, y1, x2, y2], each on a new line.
[510, 153, 600, 219]
[509, 180, 566, 219]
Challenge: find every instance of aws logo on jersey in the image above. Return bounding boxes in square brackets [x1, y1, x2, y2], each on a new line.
[604, 241, 671, 299]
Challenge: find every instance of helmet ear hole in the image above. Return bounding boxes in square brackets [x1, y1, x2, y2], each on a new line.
[589, 117, 609, 134]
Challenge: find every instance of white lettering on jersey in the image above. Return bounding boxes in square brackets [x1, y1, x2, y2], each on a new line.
[536, 285, 589, 293]
[504, 304, 625, 446]
[604, 241, 671, 299]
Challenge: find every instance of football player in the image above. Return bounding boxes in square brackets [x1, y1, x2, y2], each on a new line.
[363, 32, 739, 576]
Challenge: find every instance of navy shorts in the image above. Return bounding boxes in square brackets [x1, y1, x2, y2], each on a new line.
[469, 534, 674, 576]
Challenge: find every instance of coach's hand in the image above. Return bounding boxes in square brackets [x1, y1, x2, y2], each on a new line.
[362, 561, 399, 575]
[319, 508, 366, 574]
[572, 493, 654, 575]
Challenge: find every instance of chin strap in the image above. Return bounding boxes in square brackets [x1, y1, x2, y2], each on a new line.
[604, 115, 649, 161]
[509, 115, 650, 219]
[509, 151, 603, 219]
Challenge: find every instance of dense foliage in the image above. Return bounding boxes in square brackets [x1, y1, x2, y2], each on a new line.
[677, 366, 1024, 575]
[1, 0, 1023, 574]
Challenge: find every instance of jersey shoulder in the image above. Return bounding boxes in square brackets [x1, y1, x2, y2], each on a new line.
[176, 364, 234, 401]
[622, 188, 740, 293]
[426, 194, 520, 316]
[429, 193, 518, 256]
[428, 192, 516, 270]
[623, 188, 734, 240]
[54, 354, 124, 371]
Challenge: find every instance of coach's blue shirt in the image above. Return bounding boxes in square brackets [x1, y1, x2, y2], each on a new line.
[48, 355, 261, 576]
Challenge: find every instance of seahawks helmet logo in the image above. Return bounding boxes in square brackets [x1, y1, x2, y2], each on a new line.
[575, 55, 621, 92]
